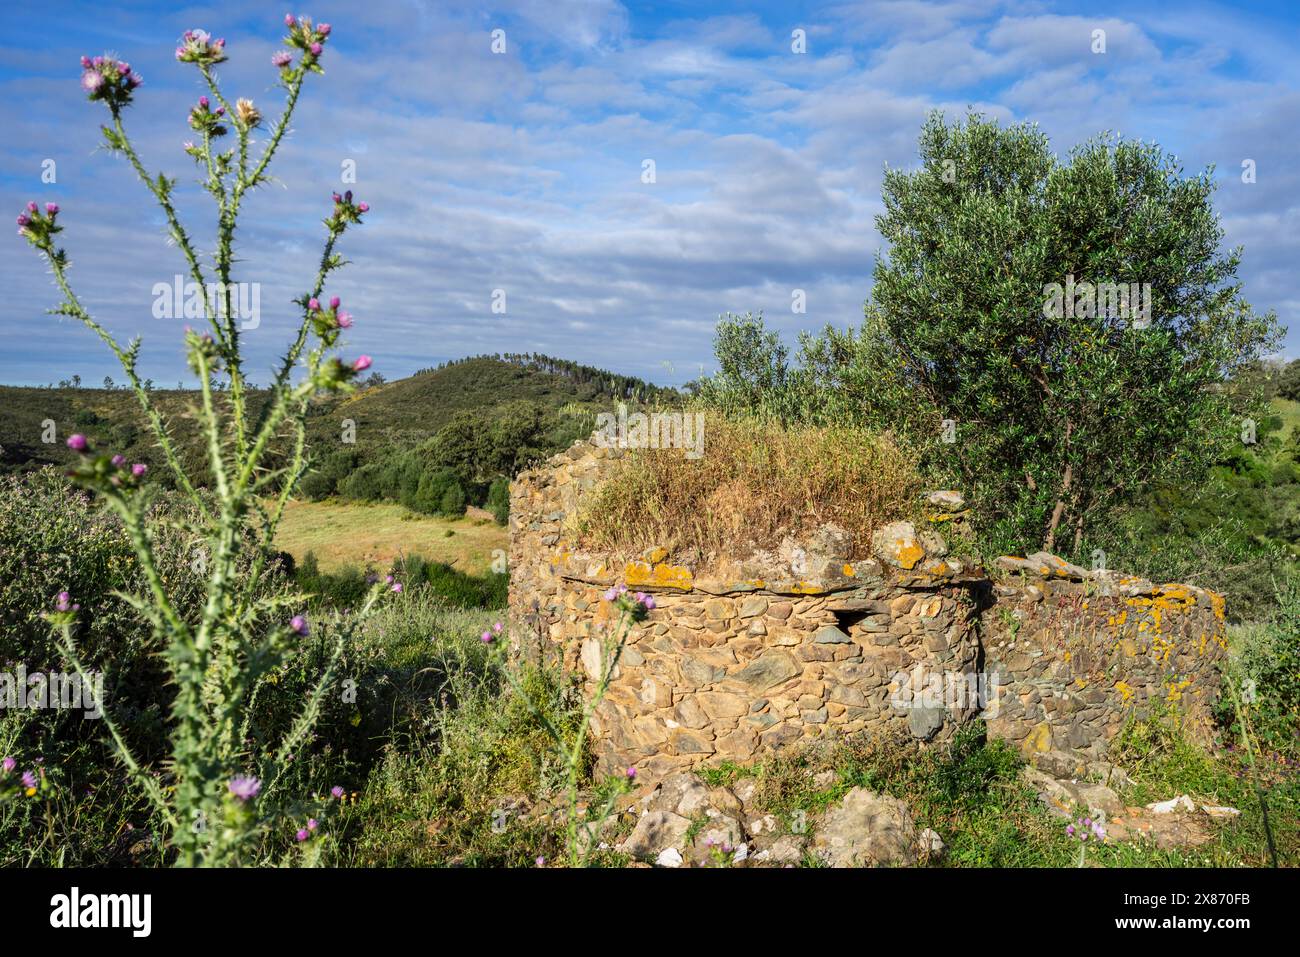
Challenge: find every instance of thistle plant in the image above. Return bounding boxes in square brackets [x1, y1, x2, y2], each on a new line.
[17, 15, 387, 866]
[1065, 815, 1106, 867]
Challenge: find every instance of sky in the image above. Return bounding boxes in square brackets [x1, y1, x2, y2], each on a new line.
[0, 0, 1296, 389]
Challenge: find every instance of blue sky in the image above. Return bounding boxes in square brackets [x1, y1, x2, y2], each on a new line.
[0, 0, 1296, 388]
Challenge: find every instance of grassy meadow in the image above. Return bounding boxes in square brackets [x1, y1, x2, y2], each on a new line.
[274, 499, 506, 575]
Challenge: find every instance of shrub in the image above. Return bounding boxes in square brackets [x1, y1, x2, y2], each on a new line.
[486, 477, 510, 525]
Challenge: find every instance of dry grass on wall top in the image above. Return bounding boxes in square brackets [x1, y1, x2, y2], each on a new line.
[579, 417, 923, 561]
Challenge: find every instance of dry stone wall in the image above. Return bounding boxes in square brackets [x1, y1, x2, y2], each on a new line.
[509, 439, 1229, 781]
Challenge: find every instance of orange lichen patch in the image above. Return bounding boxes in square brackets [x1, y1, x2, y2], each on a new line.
[1208, 590, 1226, 622]
[624, 560, 694, 591]
[927, 561, 951, 576]
[842, 564, 855, 577]
[896, 540, 925, 569]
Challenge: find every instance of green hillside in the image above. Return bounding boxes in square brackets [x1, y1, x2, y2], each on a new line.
[0, 354, 676, 488]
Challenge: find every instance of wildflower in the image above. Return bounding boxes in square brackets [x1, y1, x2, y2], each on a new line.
[176, 28, 228, 65]
[309, 42, 322, 56]
[54, 591, 80, 613]
[329, 296, 340, 309]
[1, 757, 14, 774]
[480, 631, 494, 643]
[318, 23, 331, 35]
[228, 776, 261, 801]
[642, 594, 656, 610]
[330, 786, 344, 799]
[284, 13, 295, 27]
[336, 311, 352, 329]
[603, 586, 618, 601]
[131, 463, 147, 478]
[45, 203, 59, 216]
[493, 621, 503, 633]
[21, 770, 37, 789]
[235, 98, 262, 128]
[290, 615, 309, 636]
[296, 828, 309, 842]
[626, 766, 637, 780]
[307, 818, 319, 831]
[79, 54, 140, 108]
[111, 454, 125, 467]
[272, 51, 293, 68]
[353, 355, 372, 372]
[535, 856, 545, 867]
[308, 297, 320, 311]
[391, 582, 402, 594]
[66, 433, 88, 451]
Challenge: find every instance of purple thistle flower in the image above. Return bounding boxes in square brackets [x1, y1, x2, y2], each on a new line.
[391, 582, 402, 593]
[626, 766, 637, 779]
[603, 586, 618, 601]
[307, 818, 319, 831]
[21, 770, 37, 789]
[329, 296, 340, 309]
[272, 51, 292, 68]
[353, 355, 372, 372]
[81, 71, 104, 93]
[308, 297, 320, 311]
[290, 615, 309, 636]
[1, 757, 14, 774]
[493, 621, 503, 633]
[330, 785, 344, 799]
[309, 42, 322, 56]
[228, 776, 261, 801]
[111, 454, 126, 467]
[285, 13, 296, 27]
[198, 95, 209, 109]
[357, 202, 370, 213]
[66, 434, 88, 451]
[296, 828, 309, 842]
[16, 214, 28, 227]
[535, 856, 545, 867]
[45, 203, 59, 216]
[318, 23, 331, 35]
[335, 311, 352, 329]
[131, 463, 147, 478]
[481, 631, 494, 643]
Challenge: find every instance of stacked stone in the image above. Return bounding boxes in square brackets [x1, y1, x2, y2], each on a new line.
[982, 556, 1228, 762]
[510, 437, 1229, 783]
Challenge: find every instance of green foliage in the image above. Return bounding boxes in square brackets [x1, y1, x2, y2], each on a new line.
[1217, 576, 1300, 752]
[866, 111, 1280, 553]
[486, 477, 510, 525]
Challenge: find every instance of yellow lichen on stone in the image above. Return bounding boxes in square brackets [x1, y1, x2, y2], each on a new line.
[790, 580, 829, 595]
[842, 564, 855, 577]
[643, 546, 669, 565]
[623, 560, 694, 591]
[896, 540, 925, 569]
[1116, 679, 1135, 704]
